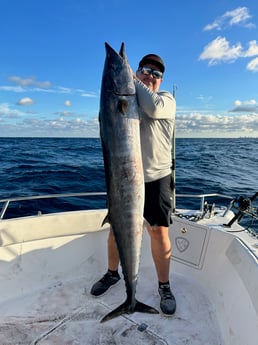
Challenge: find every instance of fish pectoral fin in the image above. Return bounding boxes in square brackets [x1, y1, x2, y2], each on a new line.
[101, 213, 110, 226]
[143, 218, 151, 230]
[118, 99, 128, 115]
[100, 299, 159, 323]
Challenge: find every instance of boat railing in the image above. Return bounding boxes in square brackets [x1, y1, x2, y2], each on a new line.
[0, 192, 107, 220]
[0, 192, 234, 220]
[176, 193, 233, 212]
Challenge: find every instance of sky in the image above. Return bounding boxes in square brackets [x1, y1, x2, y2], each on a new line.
[1, 0, 258, 138]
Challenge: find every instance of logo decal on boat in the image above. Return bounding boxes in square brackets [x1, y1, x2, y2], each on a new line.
[175, 237, 190, 253]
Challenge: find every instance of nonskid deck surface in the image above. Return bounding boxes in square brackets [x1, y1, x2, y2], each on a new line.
[0, 266, 222, 345]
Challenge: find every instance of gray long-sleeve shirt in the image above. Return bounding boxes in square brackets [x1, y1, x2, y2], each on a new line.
[135, 79, 176, 182]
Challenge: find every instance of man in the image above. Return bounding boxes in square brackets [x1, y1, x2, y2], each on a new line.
[91, 53, 176, 315]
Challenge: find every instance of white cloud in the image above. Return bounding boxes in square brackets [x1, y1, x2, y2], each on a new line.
[199, 37, 258, 71]
[203, 7, 255, 31]
[196, 94, 213, 104]
[244, 40, 258, 57]
[56, 86, 72, 94]
[234, 100, 242, 107]
[1, 75, 98, 97]
[54, 111, 74, 117]
[0, 103, 12, 115]
[0, 102, 25, 118]
[176, 112, 258, 137]
[199, 36, 242, 65]
[81, 92, 97, 98]
[17, 116, 100, 137]
[2, 108, 258, 137]
[16, 97, 35, 106]
[230, 99, 258, 113]
[246, 57, 258, 72]
[236, 99, 257, 106]
[0, 85, 26, 92]
[200, 8, 258, 71]
[8, 76, 51, 88]
[64, 100, 72, 107]
[225, 7, 253, 27]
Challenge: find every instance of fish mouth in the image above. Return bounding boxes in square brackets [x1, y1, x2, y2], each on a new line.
[103, 42, 135, 96]
[113, 92, 136, 96]
[105, 42, 125, 59]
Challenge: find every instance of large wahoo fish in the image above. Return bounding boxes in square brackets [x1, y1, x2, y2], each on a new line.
[99, 42, 159, 322]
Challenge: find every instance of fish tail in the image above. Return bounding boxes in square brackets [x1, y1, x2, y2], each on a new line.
[134, 300, 159, 315]
[100, 299, 159, 323]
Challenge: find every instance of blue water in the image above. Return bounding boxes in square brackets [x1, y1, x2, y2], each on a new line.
[0, 137, 257, 229]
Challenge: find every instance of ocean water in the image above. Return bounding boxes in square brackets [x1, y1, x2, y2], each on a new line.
[0, 137, 257, 230]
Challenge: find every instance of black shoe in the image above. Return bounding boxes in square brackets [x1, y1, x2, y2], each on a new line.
[158, 284, 176, 315]
[90, 271, 121, 296]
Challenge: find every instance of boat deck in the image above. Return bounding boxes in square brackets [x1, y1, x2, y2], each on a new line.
[1, 202, 257, 345]
[0, 267, 222, 345]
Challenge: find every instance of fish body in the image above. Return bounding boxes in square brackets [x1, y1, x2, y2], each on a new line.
[99, 42, 158, 322]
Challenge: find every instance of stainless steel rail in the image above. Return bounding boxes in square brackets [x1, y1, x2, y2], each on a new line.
[0, 192, 233, 220]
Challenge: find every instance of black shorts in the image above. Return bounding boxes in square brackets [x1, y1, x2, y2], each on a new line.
[144, 174, 174, 227]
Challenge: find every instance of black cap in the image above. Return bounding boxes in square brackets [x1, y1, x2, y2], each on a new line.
[138, 54, 165, 73]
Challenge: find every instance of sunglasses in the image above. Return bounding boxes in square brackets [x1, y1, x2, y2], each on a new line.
[139, 66, 163, 79]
